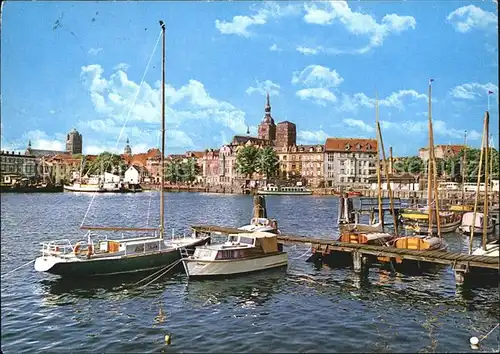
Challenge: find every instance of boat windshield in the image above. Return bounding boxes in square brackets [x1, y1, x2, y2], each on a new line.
[228, 235, 238, 243]
[239, 236, 254, 245]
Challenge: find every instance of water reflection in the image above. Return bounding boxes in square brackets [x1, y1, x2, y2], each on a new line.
[183, 268, 288, 309]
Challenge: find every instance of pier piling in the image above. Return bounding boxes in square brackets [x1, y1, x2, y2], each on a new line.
[253, 195, 267, 219]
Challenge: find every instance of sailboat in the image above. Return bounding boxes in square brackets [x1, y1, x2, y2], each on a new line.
[338, 94, 393, 245]
[469, 111, 499, 257]
[34, 21, 211, 277]
[393, 79, 447, 251]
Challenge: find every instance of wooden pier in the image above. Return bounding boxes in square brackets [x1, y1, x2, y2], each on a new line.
[191, 224, 499, 286]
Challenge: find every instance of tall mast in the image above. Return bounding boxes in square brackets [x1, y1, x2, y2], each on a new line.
[427, 80, 434, 236]
[482, 112, 490, 250]
[461, 130, 467, 205]
[375, 92, 383, 227]
[159, 20, 166, 239]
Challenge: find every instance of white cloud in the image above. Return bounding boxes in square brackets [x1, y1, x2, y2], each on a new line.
[296, 88, 337, 106]
[296, 46, 321, 55]
[337, 90, 428, 112]
[343, 118, 375, 133]
[245, 79, 281, 96]
[292, 65, 344, 88]
[449, 82, 498, 100]
[23, 130, 65, 151]
[447, 5, 498, 33]
[269, 44, 282, 52]
[88, 47, 103, 56]
[113, 63, 130, 72]
[301, 1, 416, 53]
[215, 2, 300, 37]
[297, 130, 329, 143]
[79, 63, 252, 152]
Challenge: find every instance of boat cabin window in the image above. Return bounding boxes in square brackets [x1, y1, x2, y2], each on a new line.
[216, 249, 248, 260]
[228, 235, 239, 243]
[239, 236, 255, 245]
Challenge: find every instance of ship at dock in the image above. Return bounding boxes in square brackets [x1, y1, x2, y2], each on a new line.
[257, 183, 312, 196]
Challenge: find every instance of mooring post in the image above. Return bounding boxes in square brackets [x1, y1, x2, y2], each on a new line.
[253, 195, 267, 219]
[338, 195, 345, 224]
[454, 263, 469, 286]
[352, 251, 369, 274]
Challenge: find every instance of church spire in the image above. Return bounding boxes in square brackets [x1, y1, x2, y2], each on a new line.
[28, 139, 32, 148]
[265, 92, 271, 115]
[246, 125, 250, 135]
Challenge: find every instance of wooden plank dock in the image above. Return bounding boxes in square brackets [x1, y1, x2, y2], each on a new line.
[191, 224, 499, 285]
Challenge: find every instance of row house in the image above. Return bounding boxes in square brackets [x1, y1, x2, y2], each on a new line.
[275, 144, 324, 187]
[0, 150, 37, 183]
[324, 138, 378, 187]
[203, 149, 220, 185]
[44, 154, 87, 184]
[122, 148, 161, 183]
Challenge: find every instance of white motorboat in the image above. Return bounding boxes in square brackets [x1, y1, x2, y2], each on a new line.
[458, 212, 495, 236]
[181, 231, 288, 278]
[238, 217, 279, 233]
[257, 184, 312, 196]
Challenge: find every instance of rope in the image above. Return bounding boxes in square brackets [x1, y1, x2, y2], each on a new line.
[139, 259, 183, 288]
[1, 259, 35, 278]
[480, 323, 499, 342]
[293, 246, 312, 260]
[80, 28, 163, 228]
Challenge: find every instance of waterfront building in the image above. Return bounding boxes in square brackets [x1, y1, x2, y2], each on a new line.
[0, 150, 37, 182]
[66, 128, 83, 154]
[43, 154, 84, 184]
[203, 149, 220, 185]
[367, 172, 421, 191]
[257, 93, 276, 143]
[324, 138, 378, 187]
[25, 139, 67, 158]
[124, 165, 149, 184]
[276, 144, 324, 187]
[122, 148, 162, 183]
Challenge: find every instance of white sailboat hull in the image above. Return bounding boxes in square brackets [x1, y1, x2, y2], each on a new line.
[182, 253, 288, 278]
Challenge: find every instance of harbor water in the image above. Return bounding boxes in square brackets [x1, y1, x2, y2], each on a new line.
[1, 192, 498, 353]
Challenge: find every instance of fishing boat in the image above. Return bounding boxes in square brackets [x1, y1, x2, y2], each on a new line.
[458, 212, 495, 236]
[63, 181, 123, 193]
[34, 21, 210, 278]
[401, 208, 462, 234]
[181, 231, 288, 278]
[257, 183, 312, 196]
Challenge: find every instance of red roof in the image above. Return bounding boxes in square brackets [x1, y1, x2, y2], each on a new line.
[325, 138, 377, 152]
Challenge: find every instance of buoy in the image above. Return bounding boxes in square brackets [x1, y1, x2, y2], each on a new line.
[164, 334, 171, 345]
[470, 336, 479, 350]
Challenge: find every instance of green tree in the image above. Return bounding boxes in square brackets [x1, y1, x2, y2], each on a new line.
[235, 145, 259, 179]
[393, 156, 424, 174]
[179, 158, 200, 183]
[84, 152, 127, 176]
[256, 146, 279, 180]
[165, 160, 182, 183]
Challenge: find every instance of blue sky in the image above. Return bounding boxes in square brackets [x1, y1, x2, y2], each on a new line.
[1, 0, 498, 156]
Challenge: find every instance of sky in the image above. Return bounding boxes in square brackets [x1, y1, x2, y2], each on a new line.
[0, 0, 498, 157]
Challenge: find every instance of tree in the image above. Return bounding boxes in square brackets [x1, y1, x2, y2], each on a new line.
[165, 160, 182, 183]
[235, 145, 259, 179]
[84, 152, 127, 176]
[256, 146, 279, 180]
[179, 158, 200, 183]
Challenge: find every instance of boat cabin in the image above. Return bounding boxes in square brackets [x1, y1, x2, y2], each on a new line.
[192, 232, 283, 261]
[461, 212, 490, 228]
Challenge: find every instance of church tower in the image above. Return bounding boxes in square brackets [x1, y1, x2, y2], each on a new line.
[124, 138, 132, 155]
[257, 92, 276, 143]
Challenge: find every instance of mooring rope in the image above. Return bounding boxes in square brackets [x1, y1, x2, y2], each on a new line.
[1, 259, 35, 278]
[80, 28, 163, 228]
[480, 323, 500, 342]
[292, 246, 312, 260]
[139, 259, 183, 288]
[133, 258, 183, 288]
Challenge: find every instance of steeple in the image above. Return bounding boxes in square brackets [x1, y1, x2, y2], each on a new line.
[28, 139, 32, 148]
[246, 125, 250, 135]
[265, 92, 271, 115]
[124, 137, 132, 155]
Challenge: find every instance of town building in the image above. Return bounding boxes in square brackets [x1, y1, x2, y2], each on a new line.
[324, 138, 378, 187]
[203, 149, 220, 186]
[122, 148, 162, 183]
[419, 144, 464, 161]
[124, 165, 149, 184]
[123, 138, 132, 156]
[25, 140, 67, 158]
[275, 121, 296, 148]
[0, 150, 37, 183]
[276, 144, 324, 187]
[66, 128, 83, 154]
[257, 93, 276, 143]
[367, 172, 421, 191]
